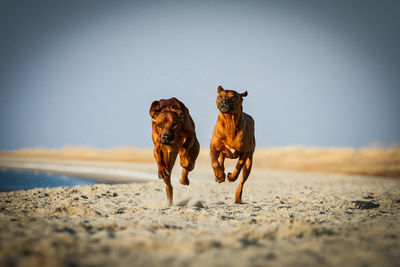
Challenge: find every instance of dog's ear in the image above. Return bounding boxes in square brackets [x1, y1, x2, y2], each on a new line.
[240, 91, 248, 98]
[149, 101, 161, 120]
[217, 85, 224, 94]
[170, 103, 184, 122]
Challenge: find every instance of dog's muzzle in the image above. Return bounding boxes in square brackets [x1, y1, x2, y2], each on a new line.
[161, 134, 175, 145]
[218, 99, 233, 113]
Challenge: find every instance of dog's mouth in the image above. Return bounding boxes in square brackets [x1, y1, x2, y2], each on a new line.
[160, 139, 175, 145]
[162, 141, 173, 145]
[218, 103, 233, 113]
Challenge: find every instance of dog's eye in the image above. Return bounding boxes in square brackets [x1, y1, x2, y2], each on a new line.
[172, 123, 177, 128]
[157, 123, 163, 128]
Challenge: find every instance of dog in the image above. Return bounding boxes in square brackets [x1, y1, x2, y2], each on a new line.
[149, 97, 200, 206]
[210, 86, 255, 204]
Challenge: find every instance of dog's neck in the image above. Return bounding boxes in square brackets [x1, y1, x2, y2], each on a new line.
[218, 109, 243, 132]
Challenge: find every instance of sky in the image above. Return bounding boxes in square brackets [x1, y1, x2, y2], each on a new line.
[0, 0, 399, 150]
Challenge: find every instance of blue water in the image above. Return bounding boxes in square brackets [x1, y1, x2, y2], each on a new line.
[0, 170, 97, 192]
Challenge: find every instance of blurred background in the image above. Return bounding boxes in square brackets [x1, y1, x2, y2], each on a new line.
[1, 0, 399, 150]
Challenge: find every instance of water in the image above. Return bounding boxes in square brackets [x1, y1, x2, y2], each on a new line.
[0, 170, 97, 192]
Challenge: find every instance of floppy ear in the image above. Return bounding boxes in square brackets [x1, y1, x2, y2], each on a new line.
[149, 101, 161, 120]
[217, 85, 224, 94]
[240, 91, 248, 97]
[170, 103, 184, 122]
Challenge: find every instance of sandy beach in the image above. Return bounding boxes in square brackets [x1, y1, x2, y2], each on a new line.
[1, 157, 399, 267]
[2, 0, 399, 265]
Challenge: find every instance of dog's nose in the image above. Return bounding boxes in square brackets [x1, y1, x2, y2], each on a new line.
[220, 98, 232, 105]
[161, 134, 174, 144]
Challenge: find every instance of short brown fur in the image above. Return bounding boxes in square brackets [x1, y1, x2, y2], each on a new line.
[150, 97, 200, 206]
[210, 86, 255, 204]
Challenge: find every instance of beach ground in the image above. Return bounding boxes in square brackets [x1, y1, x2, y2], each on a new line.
[0, 162, 399, 267]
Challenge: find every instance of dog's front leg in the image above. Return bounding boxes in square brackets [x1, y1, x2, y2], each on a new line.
[179, 135, 196, 185]
[227, 151, 249, 182]
[162, 176, 173, 206]
[210, 146, 225, 183]
[153, 144, 169, 179]
[162, 149, 178, 206]
[235, 150, 253, 204]
[181, 135, 195, 153]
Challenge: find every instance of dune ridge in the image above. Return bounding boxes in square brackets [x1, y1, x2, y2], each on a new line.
[1, 145, 399, 178]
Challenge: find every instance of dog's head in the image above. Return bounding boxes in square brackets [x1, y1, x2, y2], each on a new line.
[149, 100, 183, 145]
[216, 85, 247, 114]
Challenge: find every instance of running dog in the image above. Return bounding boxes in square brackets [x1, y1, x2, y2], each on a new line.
[210, 86, 255, 204]
[149, 97, 200, 206]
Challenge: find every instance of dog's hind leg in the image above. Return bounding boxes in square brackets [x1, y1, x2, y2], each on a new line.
[234, 150, 253, 204]
[227, 151, 249, 182]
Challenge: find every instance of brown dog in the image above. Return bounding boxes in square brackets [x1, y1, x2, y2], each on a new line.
[210, 86, 255, 204]
[149, 97, 200, 206]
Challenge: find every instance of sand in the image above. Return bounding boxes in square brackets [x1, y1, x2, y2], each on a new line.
[1, 161, 399, 267]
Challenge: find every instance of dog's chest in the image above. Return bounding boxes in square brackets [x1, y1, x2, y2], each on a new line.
[223, 133, 244, 152]
[227, 127, 244, 140]
[224, 144, 237, 155]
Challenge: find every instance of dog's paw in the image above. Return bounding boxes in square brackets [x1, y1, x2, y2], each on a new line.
[158, 168, 170, 179]
[164, 200, 173, 207]
[234, 198, 243, 204]
[180, 177, 190, 185]
[215, 173, 226, 183]
[227, 172, 237, 182]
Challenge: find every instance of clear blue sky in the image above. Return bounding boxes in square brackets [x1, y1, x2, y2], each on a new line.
[1, 0, 399, 149]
